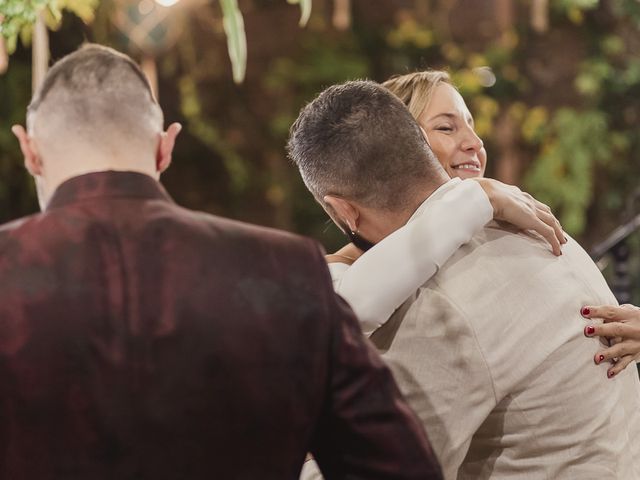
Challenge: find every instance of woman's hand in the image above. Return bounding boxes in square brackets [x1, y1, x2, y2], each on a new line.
[582, 304, 640, 378]
[328, 178, 566, 264]
[325, 243, 363, 265]
[472, 178, 566, 256]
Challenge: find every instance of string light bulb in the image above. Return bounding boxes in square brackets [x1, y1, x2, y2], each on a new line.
[154, 0, 181, 6]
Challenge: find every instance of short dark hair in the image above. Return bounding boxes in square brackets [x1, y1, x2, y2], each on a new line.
[29, 44, 156, 113]
[27, 44, 163, 149]
[287, 80, 442, 211]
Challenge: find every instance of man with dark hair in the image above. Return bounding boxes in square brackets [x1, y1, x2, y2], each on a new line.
[290, 81, 442, 211]
[3, 45, 443, 479]
[289, 80, 640, 479]
[289, 81, 445, 250]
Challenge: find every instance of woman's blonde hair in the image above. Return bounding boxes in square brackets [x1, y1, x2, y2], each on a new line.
[382, 70, 452, 120]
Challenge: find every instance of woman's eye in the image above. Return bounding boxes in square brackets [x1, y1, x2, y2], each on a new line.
[435, 125, 453, 132]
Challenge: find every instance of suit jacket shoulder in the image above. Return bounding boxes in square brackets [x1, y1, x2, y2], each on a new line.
[382, 223, 640, 479]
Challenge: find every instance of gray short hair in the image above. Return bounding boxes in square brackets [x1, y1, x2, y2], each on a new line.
[288, 80, 442, 211]
[28, 44, 163, 149]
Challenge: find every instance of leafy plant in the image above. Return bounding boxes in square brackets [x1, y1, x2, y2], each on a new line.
[287, 0, 311, 27]
[0, 0, 98, 53]
[0, 0, 312, 84]
[221, 0, 311, 83]
[524, 109, 614, 234]
[219, 0, 246, 84]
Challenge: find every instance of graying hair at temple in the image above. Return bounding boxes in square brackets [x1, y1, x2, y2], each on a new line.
[287, 80, 442, 212]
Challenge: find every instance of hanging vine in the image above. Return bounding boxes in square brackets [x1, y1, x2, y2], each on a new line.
[0, 0, 313, 83]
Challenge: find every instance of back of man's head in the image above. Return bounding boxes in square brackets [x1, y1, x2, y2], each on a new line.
[28, 44, 163, 157]
[288, 80, 444, 212]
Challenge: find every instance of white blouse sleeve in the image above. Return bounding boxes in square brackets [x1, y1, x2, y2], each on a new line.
[332, 180, 493, 336]
[327, 262, 350, 290]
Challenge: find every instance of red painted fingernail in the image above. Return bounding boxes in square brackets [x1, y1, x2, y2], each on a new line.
[608, 370, 615, 378]
[597, 354, 605, 364]
[585, 325, 595, 336]
[581, 307, 591, 317]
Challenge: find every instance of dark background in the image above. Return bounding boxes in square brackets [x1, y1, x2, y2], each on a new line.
[2, 0, 640, 299]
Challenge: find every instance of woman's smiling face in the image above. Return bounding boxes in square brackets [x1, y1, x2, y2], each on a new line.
[417, 83, 487, 179]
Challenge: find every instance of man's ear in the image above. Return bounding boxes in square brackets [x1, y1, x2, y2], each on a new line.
[323, 194, 360, 233]
[11, 125, 42, 176]
[156, 122, 182, 173]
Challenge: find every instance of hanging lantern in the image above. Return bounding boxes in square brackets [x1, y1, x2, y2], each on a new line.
[111, 0, 186, 97]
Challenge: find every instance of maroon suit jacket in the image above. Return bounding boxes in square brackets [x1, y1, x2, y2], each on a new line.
[0, 171, 441, 480]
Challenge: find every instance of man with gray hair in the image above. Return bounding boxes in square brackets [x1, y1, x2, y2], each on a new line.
[2, 45, 444, 479]
[289, 80, 640, 479]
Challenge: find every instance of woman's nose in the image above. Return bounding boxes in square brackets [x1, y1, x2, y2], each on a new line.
[461, 126, 483, 152]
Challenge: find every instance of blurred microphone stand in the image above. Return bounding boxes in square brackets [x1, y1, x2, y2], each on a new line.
[591, 187, 640, 304]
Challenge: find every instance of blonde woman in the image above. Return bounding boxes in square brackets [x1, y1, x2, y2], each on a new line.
[327, 71, 638, 378]
[327, 70, 562, 330]
[384, 70, 486, 179]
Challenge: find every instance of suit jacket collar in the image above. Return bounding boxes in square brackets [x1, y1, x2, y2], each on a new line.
[46, 170, 174, 211]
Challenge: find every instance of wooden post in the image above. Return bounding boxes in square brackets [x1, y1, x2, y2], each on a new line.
[333, 0, 351, 31]
[141, 55, 158, 100]
[493, 0, 521, 185]
[0, 15, 7, 75]
[495, 0, 514, 34]
[0, 35, 7, 75]
[531, 0, 549, 33]
[32, 12, 50, 93]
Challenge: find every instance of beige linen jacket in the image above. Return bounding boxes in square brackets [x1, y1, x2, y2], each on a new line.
[370, 222, 640, 479]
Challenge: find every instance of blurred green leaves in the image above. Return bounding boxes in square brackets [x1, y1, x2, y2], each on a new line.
[554, 0, 599, 24]
[378, 0, 640, 242]
[524, 109, 614, 234]
[222, 0, 312, 83]
[178, 75, 249, 193]
[555, 0, 599, 9]
[220, 0, 247, 84]
[287, 0, 311, 27]
[0, 0, 312, 84]
[0, 0, 98, 53]
[2, 0, 640, 250]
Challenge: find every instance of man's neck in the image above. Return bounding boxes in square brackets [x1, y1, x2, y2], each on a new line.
[39, 155, 158, 208]
[360, 176, 449, 244]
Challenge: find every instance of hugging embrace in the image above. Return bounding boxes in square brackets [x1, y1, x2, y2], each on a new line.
[3, 43, 640, 480]
[290, 80, 640, 479]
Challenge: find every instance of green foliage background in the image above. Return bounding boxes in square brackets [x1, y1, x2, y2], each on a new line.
[0, 0, 98, 52]
[2, 0, 640, 272]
